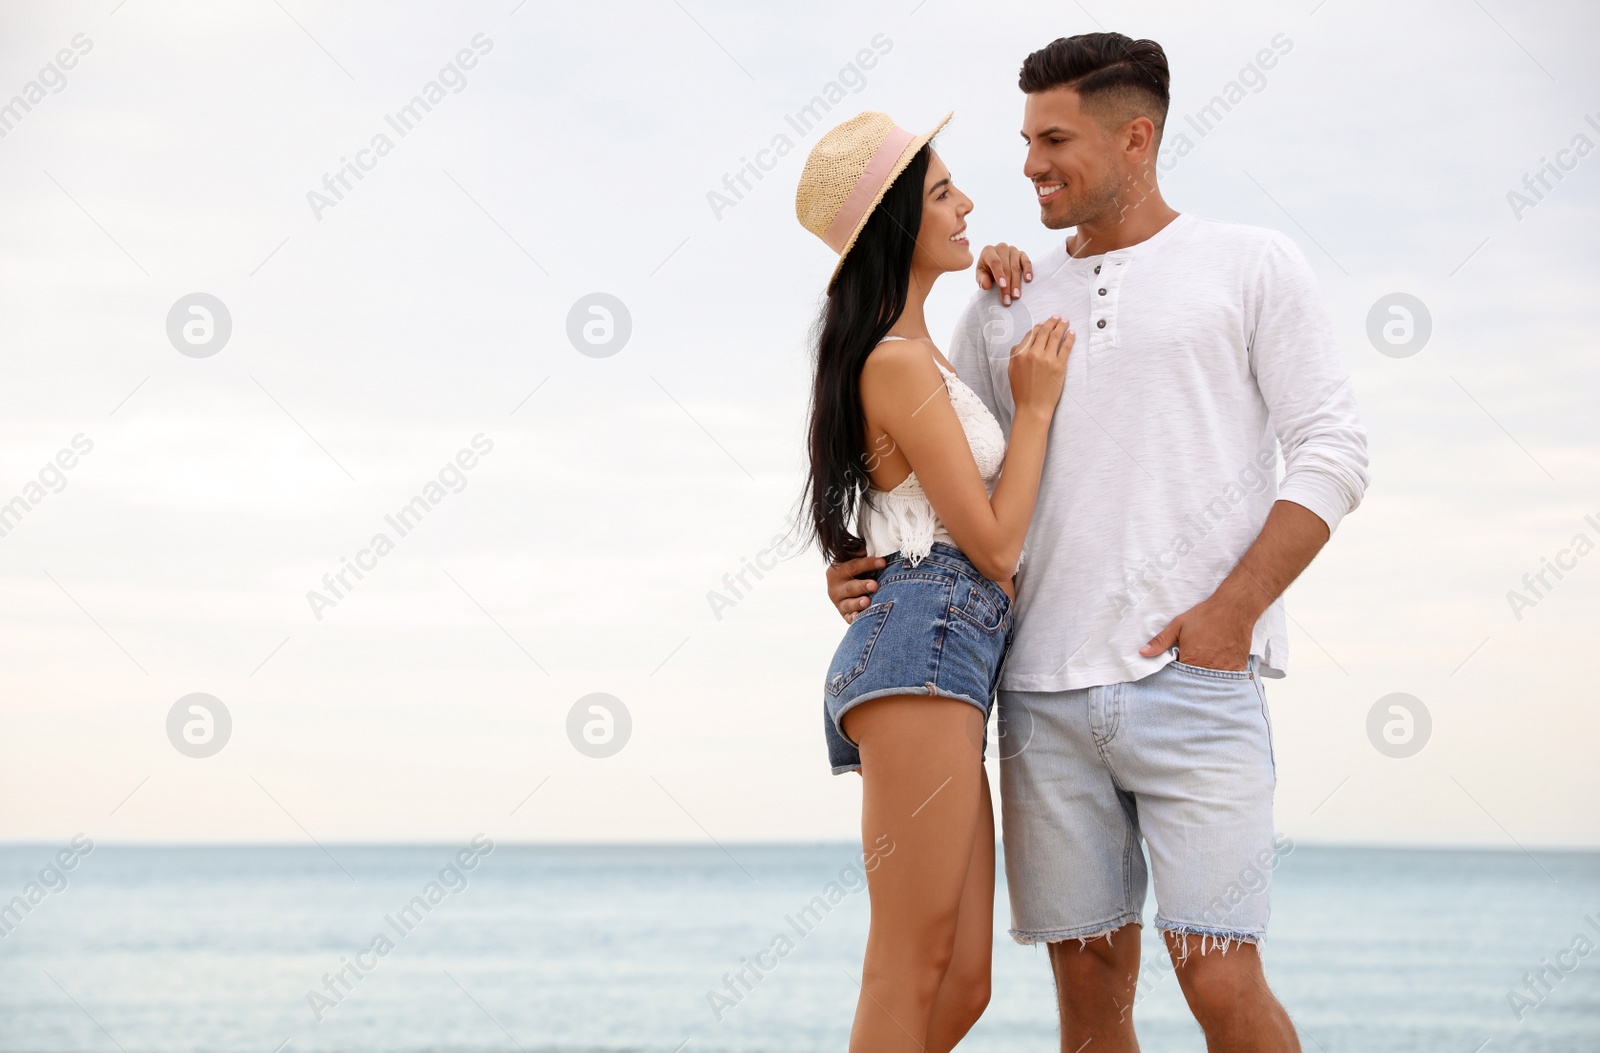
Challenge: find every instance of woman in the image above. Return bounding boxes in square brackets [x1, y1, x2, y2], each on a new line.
[793, 111, 1072, 1053]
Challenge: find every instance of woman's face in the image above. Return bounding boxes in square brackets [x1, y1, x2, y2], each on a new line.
[912, 149, 974, 275]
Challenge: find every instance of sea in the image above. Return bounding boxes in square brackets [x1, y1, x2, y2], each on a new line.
[1, 843, 1596, 1052]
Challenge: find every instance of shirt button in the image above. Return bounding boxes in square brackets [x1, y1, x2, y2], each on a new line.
[1096, 319, 1106, 329]
[1094, 265, 1101, 274]
[1098, 288, 1107, 296]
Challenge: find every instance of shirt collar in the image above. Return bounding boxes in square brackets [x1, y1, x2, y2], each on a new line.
[1062, 211, 1192, 267]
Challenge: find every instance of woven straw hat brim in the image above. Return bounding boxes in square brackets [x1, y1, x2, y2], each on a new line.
[824, 111, 953, 291]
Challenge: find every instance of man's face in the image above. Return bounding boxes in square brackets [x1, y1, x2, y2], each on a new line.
[1021, 87, 1124, 231]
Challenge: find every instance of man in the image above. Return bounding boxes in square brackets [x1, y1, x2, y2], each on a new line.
[825, 32, 1369, 1052]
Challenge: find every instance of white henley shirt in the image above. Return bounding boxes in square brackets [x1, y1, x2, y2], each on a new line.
[947, 213, 1369, 691]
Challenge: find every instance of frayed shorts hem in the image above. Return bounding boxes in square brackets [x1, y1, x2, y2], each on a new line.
[1009, 913, 1142, 946]
[1155, 919, 1264, 960]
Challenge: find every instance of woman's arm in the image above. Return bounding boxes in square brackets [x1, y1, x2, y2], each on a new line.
[859, 319, 1071, 584]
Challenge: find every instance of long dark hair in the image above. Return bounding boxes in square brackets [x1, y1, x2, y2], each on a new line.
[796, 145, 931, 566]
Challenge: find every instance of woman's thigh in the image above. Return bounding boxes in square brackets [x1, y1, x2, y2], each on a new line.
[845, 695, 988, 940]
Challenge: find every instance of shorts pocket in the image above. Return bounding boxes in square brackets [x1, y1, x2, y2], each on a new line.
[1170, 659, 1251, 681]
[1253, 674, 1276, 778]
[950, 582, 1009, 635]
[825, 600, 894, 697]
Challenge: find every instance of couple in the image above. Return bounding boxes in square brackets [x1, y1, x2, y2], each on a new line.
[792, 32, 1369, 1053]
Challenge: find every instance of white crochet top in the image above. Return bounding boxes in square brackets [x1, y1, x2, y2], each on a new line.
[858, 337, 1012, 568]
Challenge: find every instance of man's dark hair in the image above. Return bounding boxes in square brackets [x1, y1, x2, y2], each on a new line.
[1019, 33, 1170, 144]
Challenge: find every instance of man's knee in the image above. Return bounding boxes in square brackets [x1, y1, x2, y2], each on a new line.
[1047, 927, 1142, 1032]
[1168, 936, 1267, 1019]
[1048, 924, 1141, 989]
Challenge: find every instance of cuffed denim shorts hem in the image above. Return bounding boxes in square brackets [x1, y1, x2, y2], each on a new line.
[1009, 911, 1143, 946]
[832, 684, 992, 742]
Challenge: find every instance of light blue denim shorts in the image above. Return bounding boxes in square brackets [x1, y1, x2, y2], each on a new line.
[822, 542, 1015, 775]
[998, 655, 1281, 952]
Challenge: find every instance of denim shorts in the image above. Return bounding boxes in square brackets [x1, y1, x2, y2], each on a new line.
[998, 655, 1280, 951]
[822, 542, 1015, 775]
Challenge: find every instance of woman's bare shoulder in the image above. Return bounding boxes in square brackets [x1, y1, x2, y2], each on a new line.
[861, 336, 942, 384]
[859, 338, 952, 425]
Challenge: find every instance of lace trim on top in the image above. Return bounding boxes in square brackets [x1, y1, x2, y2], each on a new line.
[860, 358, 1016, 569]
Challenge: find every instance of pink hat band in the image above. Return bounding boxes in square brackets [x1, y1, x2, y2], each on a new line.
[818, 124, 915, 253]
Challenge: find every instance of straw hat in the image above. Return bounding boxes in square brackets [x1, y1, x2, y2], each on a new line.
[795, 110, 953, 289]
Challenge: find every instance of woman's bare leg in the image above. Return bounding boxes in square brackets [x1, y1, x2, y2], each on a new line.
[842, 695, 987, 1053]
[925, 771, 996, 1052]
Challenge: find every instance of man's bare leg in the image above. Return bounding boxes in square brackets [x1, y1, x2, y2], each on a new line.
[1164, 933, 1300, 1053]
[1048, 923, 1141, 1053]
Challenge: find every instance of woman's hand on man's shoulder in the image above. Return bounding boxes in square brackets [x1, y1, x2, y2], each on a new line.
[976, 242, 1033, 306]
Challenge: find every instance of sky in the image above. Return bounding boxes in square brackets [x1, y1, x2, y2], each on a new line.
[0, 0, 1596, 850]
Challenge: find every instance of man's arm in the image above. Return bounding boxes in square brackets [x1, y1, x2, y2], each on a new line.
[946, 286, 1008, 428]
[1141, 233, 1370, 668]
[1139, 500, 1328, 668]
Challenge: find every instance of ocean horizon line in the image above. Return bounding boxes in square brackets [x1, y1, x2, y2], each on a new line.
[2, 837, 1596, 854]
